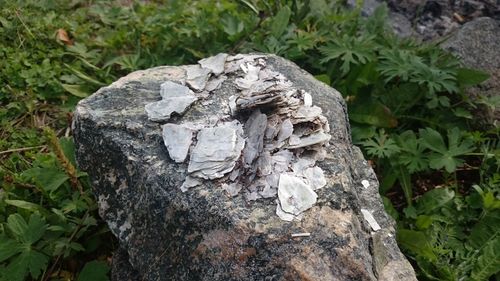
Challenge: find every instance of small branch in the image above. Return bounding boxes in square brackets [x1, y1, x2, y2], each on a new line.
[44, 127, 83, 194]
[0, 145, 47, 155]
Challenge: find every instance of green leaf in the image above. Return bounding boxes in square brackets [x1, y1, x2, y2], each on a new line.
[349, 99, 398, 128]
[78, 261, 110, 281]
[221, 14, 244, 36]
[22, 167, 69, 192]
[397, 165, 413, 206]
[4, 200, 44, 213]
[420, 127, 475, 173]
[25, 213, 47, 244]
[468, 210, 500, 250]
[0, 236, 24, 263]
[319, 35, 375, 74]
[61, 84, 89, 98]
[382, 196, 398, 220]
[7, 214, 28, 239]
[414, 188, 455, 215]
[360, 129, 400, 159]
[395, 131, 428, 173]
[397, 229, 437, 262]
[271, 6, 291, 38]
[470, 237, 500, 281]
[456, 68, 489, 87]
[3, 249, 49, 281]
[6, 213, 46, 244]
[314, 74, 330, 85]
[415, 215, 433, 230]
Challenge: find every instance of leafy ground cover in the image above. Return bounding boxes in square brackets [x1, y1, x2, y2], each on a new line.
[0, 0, 498, 280]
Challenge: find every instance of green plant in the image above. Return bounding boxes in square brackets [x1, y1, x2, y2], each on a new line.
[1, 0, 498, 280]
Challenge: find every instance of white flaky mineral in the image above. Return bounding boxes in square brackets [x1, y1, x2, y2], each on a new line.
[160, 81, 192, 99]
[188, 122, 245, 179]
[184, 64, 212, 91]
[361, 209, 381, 231]
[277, 174, 317, 216]
[162, 124, 194, 163]
[199, 53, 228, 76]
[145, 96, 197, 122]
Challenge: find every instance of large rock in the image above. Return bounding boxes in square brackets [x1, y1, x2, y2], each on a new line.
[73, 54, 416, 280]
[441, 17, 500, 126]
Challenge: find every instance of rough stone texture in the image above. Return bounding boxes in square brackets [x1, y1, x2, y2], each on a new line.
[73, 54, 416, 280]
[441, 17, 500, 126]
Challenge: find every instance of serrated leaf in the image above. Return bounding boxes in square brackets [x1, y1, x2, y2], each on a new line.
[420, 127, 474, 173]
[319, 35, 375, 74]
[0, 236, 24, 263]
[7, 214, 28, 240]
[470, 237, 500, 280]
[271, 6, 291, 38]
[3, 249, 49, 281]
[78, 260, 110, 281]
[415, 188, 455, 215]
[468, 210, 500, 250]
[25, 213, 47, 244]
[22, 167, 69, 192]
[395, 131, 428, 173]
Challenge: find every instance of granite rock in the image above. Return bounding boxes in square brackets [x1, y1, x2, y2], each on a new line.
[442, 17, 500, 126]
[73, 54, 417, 280]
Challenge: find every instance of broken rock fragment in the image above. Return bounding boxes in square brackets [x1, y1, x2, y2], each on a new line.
[188, 122, 245, 179]
[198, 53, 228, 76]
[242, 110, 267, 168]
[277, 174, 317, 216]
[184, 64, 212, 91]
[162, 124, 194, 163]
[145, 96, 197, 122]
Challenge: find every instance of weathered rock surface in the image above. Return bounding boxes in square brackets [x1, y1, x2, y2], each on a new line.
[442, 17, 500, 126]
[73, 54, 416, 280]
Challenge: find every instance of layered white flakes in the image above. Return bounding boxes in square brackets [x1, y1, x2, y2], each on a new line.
[145, 54, 332, 221]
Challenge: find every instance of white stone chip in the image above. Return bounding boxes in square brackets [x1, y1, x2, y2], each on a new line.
[287, 132, 331, 149]
[303, 92, 312, 107]
[277, 119, 293, 143]
[188, 122, 245, 179]
[162, 124, 194, 163]
[278, 174, 317, 216]
[180, 176, 202, 192]
[198, 53, 228, 76]
[276, 203, 295, 222]
[243, 110, 267, 167]
[291, 232, 311, 238]
[361, 180, 370, 188]
[160, 81, 192, 99]
[204, 75, 227, 92]
[145, 96, 197, 122]
[222, 182, 242, 197]
[303, 166, 327, 190]
[184, 65, 212, 91]
[361, 209, 381, 231]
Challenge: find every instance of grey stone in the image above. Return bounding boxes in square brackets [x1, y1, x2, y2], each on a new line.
[73, 54, 417, 280]
[441, 17, 500, 125]
[161, 124, 193, 163]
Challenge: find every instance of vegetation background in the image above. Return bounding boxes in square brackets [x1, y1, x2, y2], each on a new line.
[0, 0, 498, 280]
